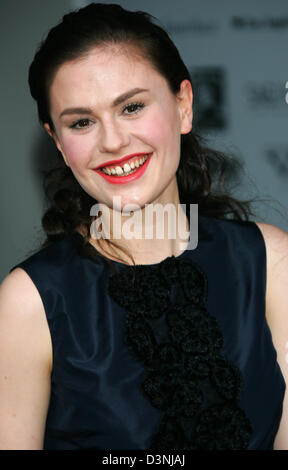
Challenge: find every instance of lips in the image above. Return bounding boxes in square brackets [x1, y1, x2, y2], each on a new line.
[93, 152, 153, 185]
[95, 153, 149, 170]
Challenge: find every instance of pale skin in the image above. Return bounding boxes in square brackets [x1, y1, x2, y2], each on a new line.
[0, 45, 288, 449]
[45, 46, 193, 265]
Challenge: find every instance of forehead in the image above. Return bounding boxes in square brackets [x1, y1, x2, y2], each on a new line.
[49, 46, 169, 111]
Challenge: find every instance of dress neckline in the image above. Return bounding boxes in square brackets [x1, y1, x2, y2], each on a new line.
[88, 206, 193, 268]
[110, 238, 191, 268]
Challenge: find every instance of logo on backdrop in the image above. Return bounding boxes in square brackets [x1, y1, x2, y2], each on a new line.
[265, 146, 288, 179]
[231, 16, 288, 30]
[245, 81, 288, 110]
[190, 67, 227, 131]
[165, 19, 219, 35]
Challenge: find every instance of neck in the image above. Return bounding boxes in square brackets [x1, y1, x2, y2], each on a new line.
[89, 180, 190, 265]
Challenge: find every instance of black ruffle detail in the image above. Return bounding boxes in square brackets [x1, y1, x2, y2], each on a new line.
[107, 255, 253, 450]
[192, 403, 253, 450]
[108, 265, 170, 318]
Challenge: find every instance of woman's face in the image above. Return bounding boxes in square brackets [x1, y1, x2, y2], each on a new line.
[45, 46, 193, 211]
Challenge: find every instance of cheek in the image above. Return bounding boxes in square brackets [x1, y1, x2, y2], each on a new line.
[60, 135, 94, 169]
[137, 111, 177, 146]
[136, 106, 181, 162]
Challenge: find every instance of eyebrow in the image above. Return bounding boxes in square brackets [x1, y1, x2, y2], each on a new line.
[59, 87, 149, 118]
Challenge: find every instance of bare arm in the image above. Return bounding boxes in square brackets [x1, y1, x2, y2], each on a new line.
[256, 222, 288, 450]
[0, 268, 52, 449]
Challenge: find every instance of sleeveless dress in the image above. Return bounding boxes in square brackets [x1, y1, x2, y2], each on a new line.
[10, 215, 285, 450]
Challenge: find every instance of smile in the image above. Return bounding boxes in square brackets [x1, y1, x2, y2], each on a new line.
[101, 154, 149, 175]
[93, 153, 153, 185]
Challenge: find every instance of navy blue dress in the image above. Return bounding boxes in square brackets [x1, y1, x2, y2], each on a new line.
[11, 215, 285, 450]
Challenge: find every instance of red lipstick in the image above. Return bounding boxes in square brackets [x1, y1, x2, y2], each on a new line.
[95, 153, 148, 169]
[93, 152, 153, 185]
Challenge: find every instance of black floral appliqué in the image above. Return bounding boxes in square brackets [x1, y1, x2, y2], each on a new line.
[107, 255, 253, 450]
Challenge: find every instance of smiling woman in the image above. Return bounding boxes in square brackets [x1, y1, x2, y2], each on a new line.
[0, 2, 288, 451]
[44, 47, 191, 215]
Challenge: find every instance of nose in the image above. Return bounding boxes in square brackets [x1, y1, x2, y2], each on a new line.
[98, 118, 130, 154]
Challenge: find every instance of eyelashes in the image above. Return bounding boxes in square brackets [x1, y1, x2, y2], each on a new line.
[122, 101, 145, 114]
[70, 118, 91, 129]
[69, 101, 145, 129]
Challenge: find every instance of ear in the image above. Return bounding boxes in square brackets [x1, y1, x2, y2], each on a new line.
[177, 80, 193, 135]
[44, 123, 69, 167]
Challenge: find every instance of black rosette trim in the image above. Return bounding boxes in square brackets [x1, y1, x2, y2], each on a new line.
[107, 255, 253, 449]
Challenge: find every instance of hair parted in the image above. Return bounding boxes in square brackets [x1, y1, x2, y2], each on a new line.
[29, 2, 256, 266]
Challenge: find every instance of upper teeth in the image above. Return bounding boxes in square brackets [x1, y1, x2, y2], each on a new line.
[101, 155, 149, 175]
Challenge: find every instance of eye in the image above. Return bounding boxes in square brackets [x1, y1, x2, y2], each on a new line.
[70, 118, 92, 129]
[122, 102, 145, 115]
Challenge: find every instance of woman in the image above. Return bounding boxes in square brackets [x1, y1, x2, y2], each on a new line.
[0, 3, 287, 450]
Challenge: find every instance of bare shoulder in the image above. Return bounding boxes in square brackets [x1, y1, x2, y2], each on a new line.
[255, 222, 288, 272]
[0, 267, 52, 374]
[254, 222, 288, 449]
[1, 268, 48, 322]
[1, 267, 41, 305]
[0, 268, 52, 360]
[254, 221, 288, 323]
[0, 268, 52, 449]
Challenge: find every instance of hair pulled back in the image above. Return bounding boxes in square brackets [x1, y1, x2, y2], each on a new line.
[29, 3, 255, 264]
